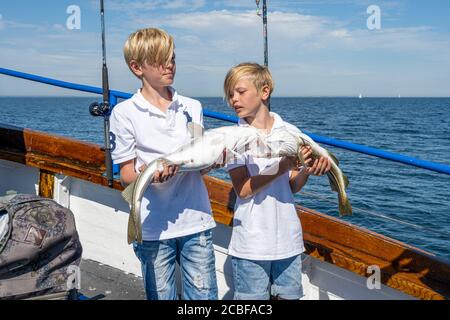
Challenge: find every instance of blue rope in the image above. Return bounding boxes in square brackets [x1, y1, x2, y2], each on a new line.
[1, 67, 449, 175]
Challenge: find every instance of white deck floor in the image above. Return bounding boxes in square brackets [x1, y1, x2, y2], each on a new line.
[0, 159, 416, 300]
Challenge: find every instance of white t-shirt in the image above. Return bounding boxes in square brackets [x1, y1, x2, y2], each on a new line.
[110, 88, 215, 241]
[226, 112, 305, 260]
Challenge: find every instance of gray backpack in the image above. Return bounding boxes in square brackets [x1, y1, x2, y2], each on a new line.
[0, 194, 82, 299]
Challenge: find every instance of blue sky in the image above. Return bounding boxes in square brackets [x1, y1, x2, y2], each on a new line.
[0, 0, 449, 97]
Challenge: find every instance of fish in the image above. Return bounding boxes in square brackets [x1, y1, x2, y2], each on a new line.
[121, 123, 351, 244]
[121, 124, 271, 244]
[297, 132, 352, 216]
[259, 127, 352, 216]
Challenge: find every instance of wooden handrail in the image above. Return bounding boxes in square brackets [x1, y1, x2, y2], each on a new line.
[0, 124, 448, 300]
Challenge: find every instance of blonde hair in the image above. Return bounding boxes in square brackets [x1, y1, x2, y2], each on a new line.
[223, 62, 274, 102]
[123, 28, 174, 72]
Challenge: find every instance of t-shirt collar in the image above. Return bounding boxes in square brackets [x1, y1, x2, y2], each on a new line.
[132, 87, 182, 115]
[237, 112, 285, 133]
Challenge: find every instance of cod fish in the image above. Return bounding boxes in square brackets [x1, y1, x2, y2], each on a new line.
[261, 128, 352, 217]
[122, 124, 351, 244]
[122, 124, 270, 244]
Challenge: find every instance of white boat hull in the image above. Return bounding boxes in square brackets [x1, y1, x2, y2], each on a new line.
[0, 159, 415, 300]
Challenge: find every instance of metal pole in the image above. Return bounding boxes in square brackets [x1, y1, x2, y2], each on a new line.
[262, 0, 270, 110]
[262, 0, 268, 67]
[100, 0, 113, 187]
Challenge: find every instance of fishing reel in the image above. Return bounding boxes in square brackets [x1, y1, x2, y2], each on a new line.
[89, 101, 110, 117]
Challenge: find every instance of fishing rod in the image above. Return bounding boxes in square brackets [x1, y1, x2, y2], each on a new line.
[89, 0, 113, 187]
[256, 0, 270, 110]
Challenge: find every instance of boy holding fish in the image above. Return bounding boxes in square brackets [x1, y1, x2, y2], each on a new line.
[109, 28, 217, 300]
[224, 62, 331, 300]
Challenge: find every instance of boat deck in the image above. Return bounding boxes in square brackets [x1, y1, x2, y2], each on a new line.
[79, 259, 145, 300]
[0, 124, 448, 300]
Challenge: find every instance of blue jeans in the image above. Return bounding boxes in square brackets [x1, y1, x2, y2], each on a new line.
[133, 230, 218, 300]
[232, 254, 303, 300]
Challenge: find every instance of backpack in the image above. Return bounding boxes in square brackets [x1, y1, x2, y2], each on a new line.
[0, 194, 82, 299]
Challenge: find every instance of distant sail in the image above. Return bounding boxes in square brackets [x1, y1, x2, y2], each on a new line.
[358, 93, 363, 99]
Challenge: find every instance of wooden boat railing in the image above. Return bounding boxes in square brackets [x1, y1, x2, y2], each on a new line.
[1, 124, 448, 300]
[1, 67, 450, 176]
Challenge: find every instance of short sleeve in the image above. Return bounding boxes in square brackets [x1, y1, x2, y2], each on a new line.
[109, 108, 136, 164]
[191, 100, 204, 128]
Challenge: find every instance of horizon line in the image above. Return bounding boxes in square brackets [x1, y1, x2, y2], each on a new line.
[1, 95, 449, 99]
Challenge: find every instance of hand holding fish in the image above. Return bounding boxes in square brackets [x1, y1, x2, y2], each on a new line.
[279, 156, 299, 173]
[122, 125, 352, 244]
[138, 163, 180, 183]
[152, 164, 180, 183]
[300, 146, 331, 176]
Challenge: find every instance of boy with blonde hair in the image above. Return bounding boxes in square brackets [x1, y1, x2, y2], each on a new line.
[110, 28, 217, 300]
[224, 62, 331, 300]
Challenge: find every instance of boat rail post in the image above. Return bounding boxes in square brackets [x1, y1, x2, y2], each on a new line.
[262, 0, 268, 68]
[89, 0, 114, 188]
[103, 107, 113, 187]
[109, 93, 120, 178]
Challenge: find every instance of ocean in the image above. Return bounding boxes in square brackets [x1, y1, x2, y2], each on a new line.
[1, 96, 449, 260]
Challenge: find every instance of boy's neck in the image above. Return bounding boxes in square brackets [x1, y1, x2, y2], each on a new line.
[244, 104, 274, 133]
[140, 82, 173, 112]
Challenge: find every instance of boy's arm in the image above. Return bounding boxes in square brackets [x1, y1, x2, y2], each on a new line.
[119, 159, 179, 187]
[289, 147, 332, 193]
[289, 168, 309, 194]
[229, 157, 297, 200]
[119, 159, 139, 187]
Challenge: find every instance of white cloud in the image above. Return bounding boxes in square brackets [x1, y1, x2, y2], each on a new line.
[106, 0, 206, 12]
[52, 24, 66, 31]
[153, 9, 450, 96]
[151, 10, 450, 58]
[107, 0, 166, 11]
[0, 17, 47, 32]
[1, 7, 449, 97]
[330, 29, 351, 39]
[162, 0, 205, 10]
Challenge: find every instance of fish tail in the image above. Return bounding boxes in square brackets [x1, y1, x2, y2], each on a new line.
[327, 168, 352, 216]
[135, 214, 143, 244]
[121, 179, 136, 204]
[339, 195, 353, 216]
[127, 212, 136, 244]
[127, 205, 143, 244]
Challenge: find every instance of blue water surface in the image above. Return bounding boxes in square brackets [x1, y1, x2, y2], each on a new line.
[1, 96, 449, 260]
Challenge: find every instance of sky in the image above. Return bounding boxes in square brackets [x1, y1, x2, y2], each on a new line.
[0, 0, 449, 97]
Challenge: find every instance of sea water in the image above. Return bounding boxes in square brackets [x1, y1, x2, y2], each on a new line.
[1, 96, 449, 260]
